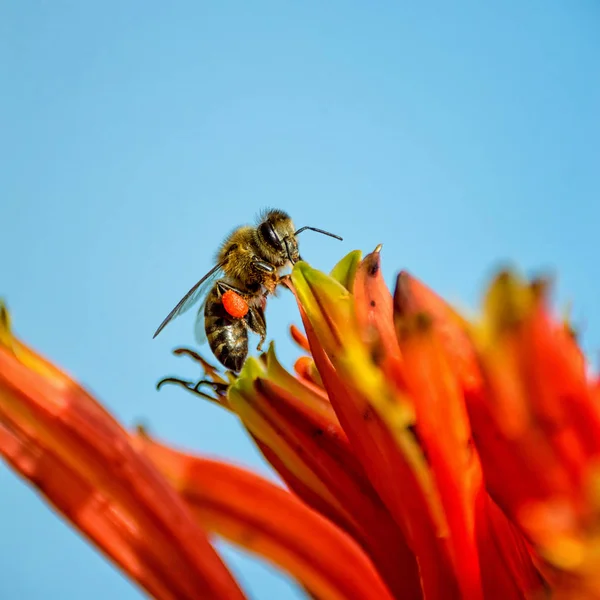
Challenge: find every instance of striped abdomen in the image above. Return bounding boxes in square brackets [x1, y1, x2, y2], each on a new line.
[204, 285, 248, 372]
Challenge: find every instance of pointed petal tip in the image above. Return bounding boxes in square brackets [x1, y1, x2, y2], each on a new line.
[485, 267, 553, 307]
[362, 248, 382, 278]
[0, 300, 12, 347]
[393, 271, 416, 318]
[289, 324, 311, 352]
[483, 269, 540, 334]
[0, 299, 8, 324]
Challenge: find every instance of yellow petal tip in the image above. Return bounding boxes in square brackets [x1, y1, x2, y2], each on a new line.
[329, 250, 363, 291]
[0, 299, 13, 348]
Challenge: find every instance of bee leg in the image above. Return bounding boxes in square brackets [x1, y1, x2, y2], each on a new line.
[193, 379, 229, 396]
[156, 377, 217, 401]
[215, 280, 249, 298]
[246, 304, 267, 352]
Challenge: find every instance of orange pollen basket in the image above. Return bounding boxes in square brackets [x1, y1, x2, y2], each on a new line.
[222, 290, 249, 318]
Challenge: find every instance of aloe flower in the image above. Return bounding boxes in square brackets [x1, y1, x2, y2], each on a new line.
[2, 248, 600, 599]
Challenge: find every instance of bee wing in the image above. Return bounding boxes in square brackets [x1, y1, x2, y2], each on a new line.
[193, 299, 210, 346]
[152, 262, 225, 339]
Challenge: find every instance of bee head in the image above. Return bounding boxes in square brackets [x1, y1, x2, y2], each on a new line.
[257, 209, 301, 266]
[256, 208, 343, 267]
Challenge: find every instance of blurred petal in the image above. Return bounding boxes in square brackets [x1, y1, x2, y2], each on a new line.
[290, 323, 312, 353]
[135, 432, 396, 600]
[0, 304, 246, 600]
[393, 270, 483, 396]
[293, 355, 325, 389]
[392, 271, 545, 598]
[475, 491, 547, 599]
[467, 271, 600, 597]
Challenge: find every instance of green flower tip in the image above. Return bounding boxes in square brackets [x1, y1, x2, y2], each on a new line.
[329, 249, 363, 291]
[291, 260, 356, 351]
[229, 346, 275, 398]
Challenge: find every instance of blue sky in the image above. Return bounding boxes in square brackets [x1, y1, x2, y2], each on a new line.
[1, 2, 599, 598]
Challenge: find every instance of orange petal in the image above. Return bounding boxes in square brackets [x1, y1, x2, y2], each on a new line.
[470, 272, 600, 592]
[475, 490, 546, 599]
[135, 433, 397, 600]
[264, 344, 333, 421]
[290, 324, 311, 353]
[353, 247, 405, 390]
[229, 351, 420, 598]
[392, 270, 547, 597]
[393, 271, 483, 396]
[293, 355, 325, 389]
[291, 264, 458, 599]
[474, 274, 588, 511]
[395, 313, 484, 599]
[0, 305, 246, 600]
[0, 422, 179, 600]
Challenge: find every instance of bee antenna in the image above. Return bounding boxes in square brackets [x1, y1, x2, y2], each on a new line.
[294, 226, 343, 241]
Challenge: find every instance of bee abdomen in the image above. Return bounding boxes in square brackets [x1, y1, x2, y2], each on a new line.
[204, 287, 249, 372]
[205, 298, 225, 318]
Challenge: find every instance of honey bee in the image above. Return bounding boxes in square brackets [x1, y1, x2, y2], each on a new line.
[153, 209, 342, 372]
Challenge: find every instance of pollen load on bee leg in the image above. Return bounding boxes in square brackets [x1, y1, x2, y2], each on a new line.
[222, 290, 249, 318]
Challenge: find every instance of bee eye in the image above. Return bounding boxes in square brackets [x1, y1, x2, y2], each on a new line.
[259, 221, 282, 249]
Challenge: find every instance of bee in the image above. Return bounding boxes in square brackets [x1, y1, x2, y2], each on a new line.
[153, 209, 342, 372]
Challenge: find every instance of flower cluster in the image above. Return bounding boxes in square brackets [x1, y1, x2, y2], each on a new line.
[2, 248, 600, 599]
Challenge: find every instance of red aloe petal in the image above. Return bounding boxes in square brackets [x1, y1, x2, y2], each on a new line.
[230, 354, 420, 598]
[135, 434, 396, 600]
[253, 437, 355, 536]
[475, 275, 584, 507]
[524, 297, 600, 464]
[395, 313, 485, 599]
[291, 264, 463, 598]
[394, 271, 483, 396]
[0, 310, 246, 600]
[475, 491, 546, 598]
[293, 356, 325, 389]
[353, 247, 405, 390]
[392, 272, 546, 597]
[256, 379, 418, 598]
[467, 272, 600, 595]
[290, 324, 312, 353]
[264, 344, 332, 420]
[253, 436, 424, 600]
[0, 423, 178, 600]
[301, 310, 452, 599]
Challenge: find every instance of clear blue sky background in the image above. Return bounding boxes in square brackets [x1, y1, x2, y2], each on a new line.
[1, 2, 599, 599]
